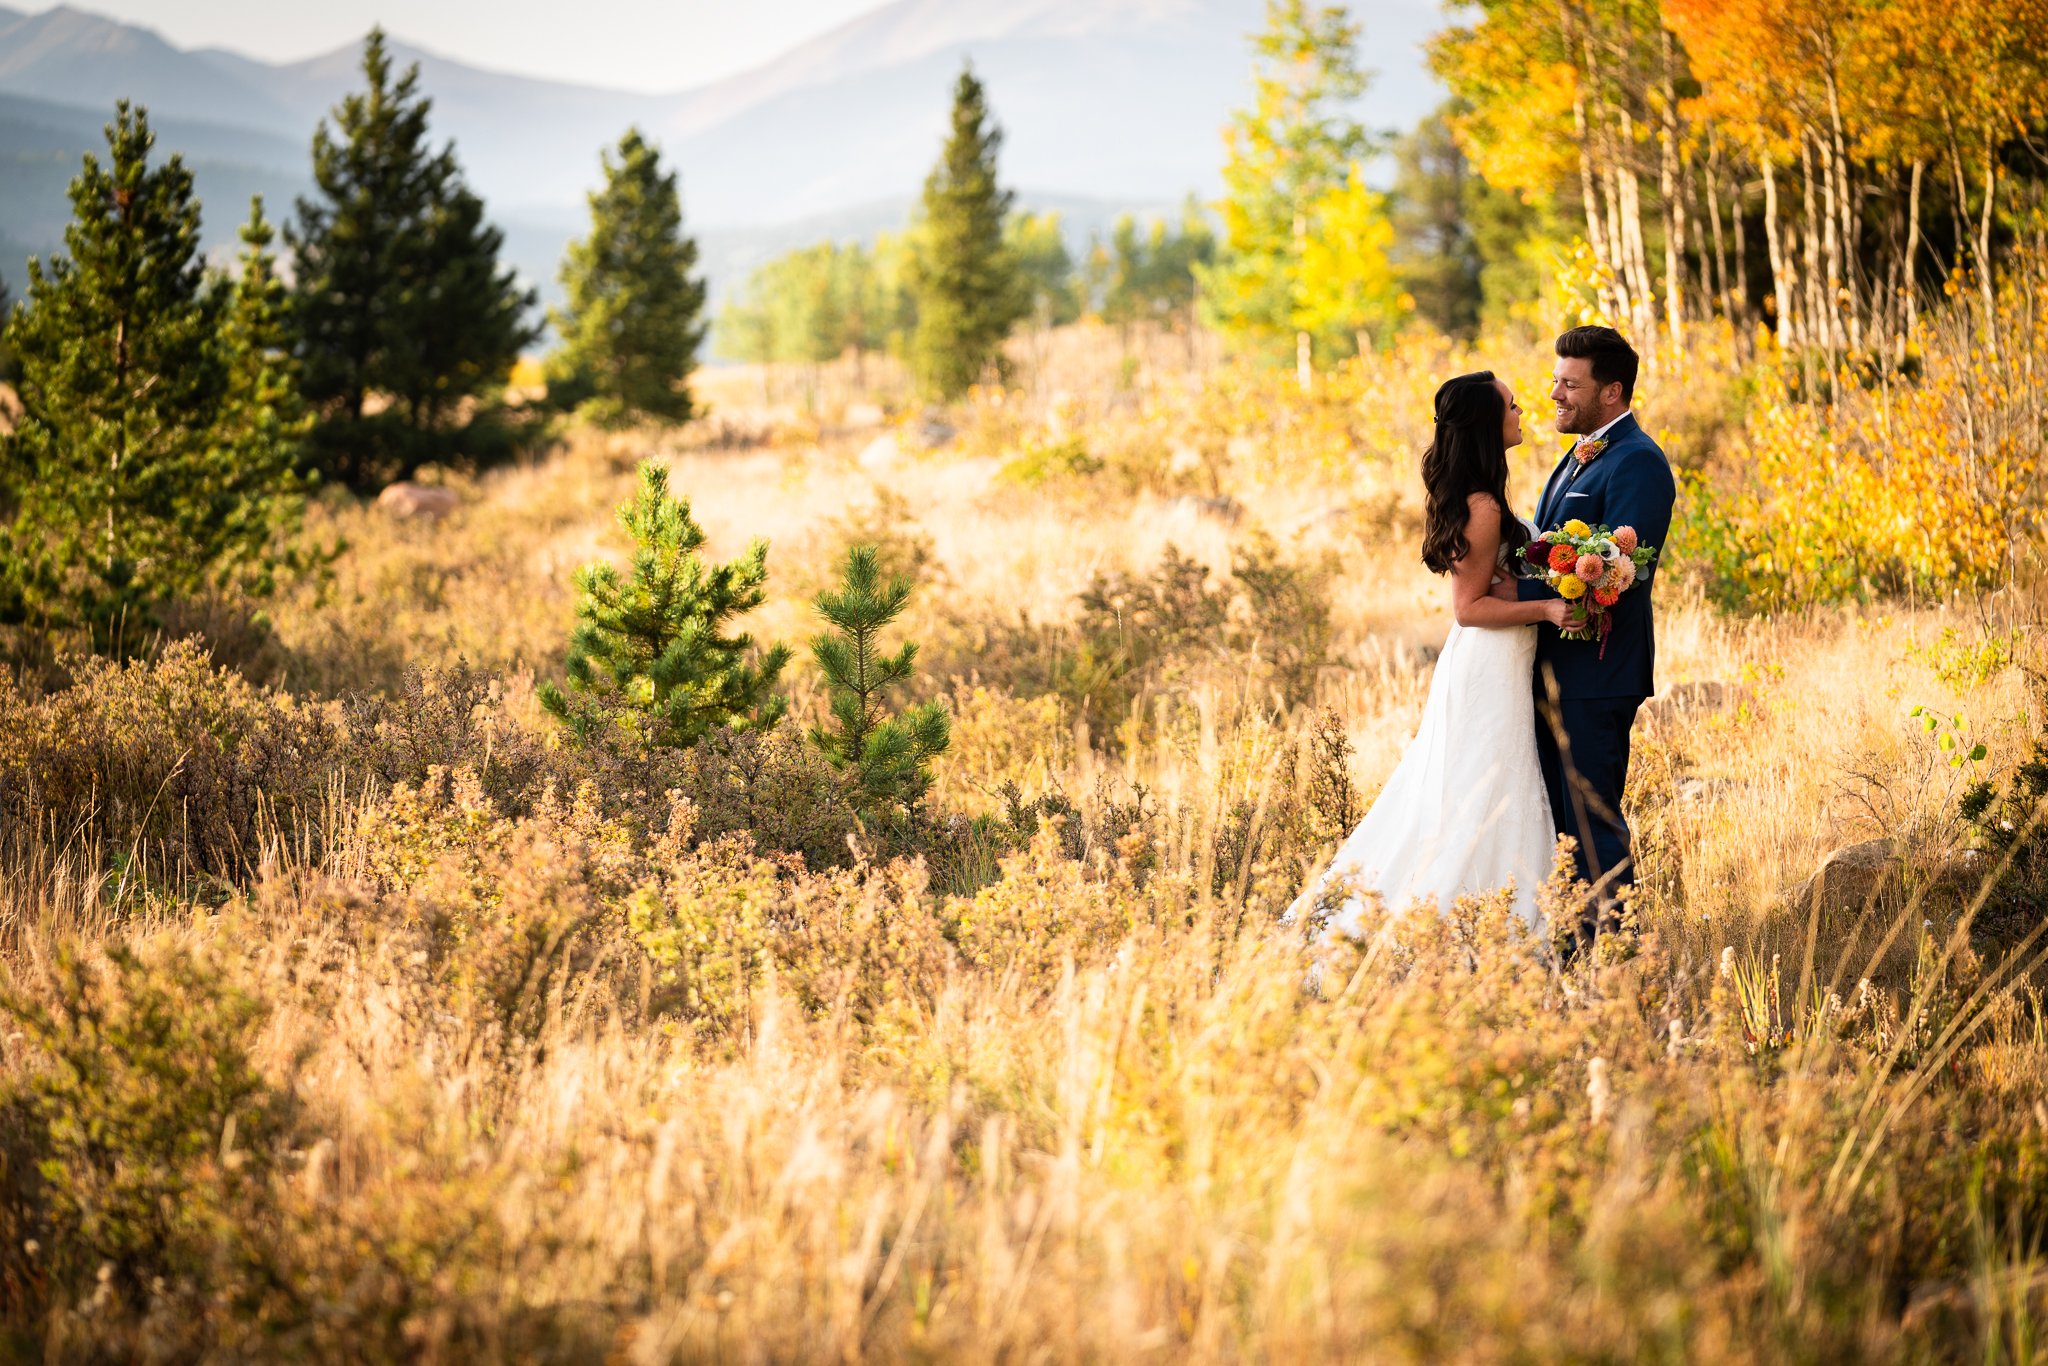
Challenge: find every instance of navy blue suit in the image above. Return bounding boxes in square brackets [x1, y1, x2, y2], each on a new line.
[1515, 412, 1676, 924]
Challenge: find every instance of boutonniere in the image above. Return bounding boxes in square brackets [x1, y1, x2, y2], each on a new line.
[1571, 436, 1609, 467]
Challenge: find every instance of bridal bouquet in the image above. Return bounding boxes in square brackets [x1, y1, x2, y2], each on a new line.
[1524, 519, 1658, 651]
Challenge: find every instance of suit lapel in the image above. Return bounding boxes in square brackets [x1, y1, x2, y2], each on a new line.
[1536, 443, 1576, 526]
[1539, 413, 1641, 525]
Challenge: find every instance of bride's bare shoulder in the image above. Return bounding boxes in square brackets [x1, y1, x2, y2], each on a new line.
[1463, 491, 1504, 527]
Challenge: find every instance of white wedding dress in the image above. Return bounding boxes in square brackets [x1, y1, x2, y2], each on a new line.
[1292, 534, 1557, 936]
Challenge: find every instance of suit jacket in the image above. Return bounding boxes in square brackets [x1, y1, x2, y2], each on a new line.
[1515, 412, 1676, 700]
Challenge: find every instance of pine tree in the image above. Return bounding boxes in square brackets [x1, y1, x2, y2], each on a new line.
[1388, 108, 1484, 339]
[209, 198, 315, 598]
[549, 128, 707, 428]
[907, 65, 1027, 401]
[1199, 0, 1380, 388]
[808, 545, 950, 815]
[0, 274, 15, 382]
[541, 461, 790, 749]
[1006, 212, 1080, 329]
[0, 105, 305, 643]
[288, 29, 536, 489]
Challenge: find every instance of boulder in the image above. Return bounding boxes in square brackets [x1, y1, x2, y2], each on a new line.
[1638, 680, 1750, 732]
[1780, 841, 2008, 921]
[1929, 847, 1999, 905]
[856, 432, 903, 472]
[1780, 839, 1900, 917]
[1165, 494, 1246, 526]
[376, 481, 460, 520]
[906, 410, 956, 450]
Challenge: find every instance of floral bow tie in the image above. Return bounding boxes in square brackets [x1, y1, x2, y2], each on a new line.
[1570, 436, 1610, 466]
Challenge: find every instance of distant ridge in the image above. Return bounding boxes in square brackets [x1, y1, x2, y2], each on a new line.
[0, 0, 1446, 301]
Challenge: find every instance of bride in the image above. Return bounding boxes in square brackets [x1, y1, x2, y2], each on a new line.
[1293, 371, 1571, 936]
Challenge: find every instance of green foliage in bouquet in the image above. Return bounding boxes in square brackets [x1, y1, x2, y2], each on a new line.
[541, 461, 790, 749]
[808, 544, 951, 817]
[0, 106, 309, 647]
[548, 127, 708, 428]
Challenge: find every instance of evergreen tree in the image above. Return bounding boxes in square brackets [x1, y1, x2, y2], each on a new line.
[210, 198, 316, 597]
[1006, 212, 1080, 329]
[288, 29, 536, 489]
[907, 65, 1027, 400]
[1101, 203, 1217, 355]
[1199, 0, 1382, 388]
[0, 106, 305, 643]
[1389, 108, 1484, 339]
[541, 461, 790, 749]
[0, 274, 15, 382]
[808, 544, 950, 815]
[549, 128, 707, 428]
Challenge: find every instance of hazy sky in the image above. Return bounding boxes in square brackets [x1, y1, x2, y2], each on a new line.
[24, 0, 900, 91]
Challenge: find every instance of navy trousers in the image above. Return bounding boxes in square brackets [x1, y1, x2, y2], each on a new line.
[1534, 690, 1643, 937]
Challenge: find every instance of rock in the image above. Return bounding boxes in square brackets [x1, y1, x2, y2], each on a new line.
[1674, 774, 1736, 805]
[1900, 1279, 1976, 1345]
[906, 409, 956, 450]
[1780, 839, 1900, 917]
[856, 432, 903, 471]
[300, 1137, 338, 1203]
[1929, 847, 1999, 905]
[842, 401, 886, 429]
[375, 481, 460, 520]
[1637, 680, 1750, 732]
[1164, 494, 1246, 526]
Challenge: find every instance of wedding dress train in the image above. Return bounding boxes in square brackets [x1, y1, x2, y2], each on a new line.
[1293, 608, 1558, 936]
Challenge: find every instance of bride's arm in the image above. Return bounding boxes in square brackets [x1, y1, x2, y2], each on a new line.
[1451, 495, 1569, 629]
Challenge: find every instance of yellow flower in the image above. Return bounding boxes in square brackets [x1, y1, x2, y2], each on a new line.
[1557, 574, 1587, 599]
[1563, 519, 1591, 538]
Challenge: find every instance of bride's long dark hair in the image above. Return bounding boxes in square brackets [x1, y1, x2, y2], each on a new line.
[1419, 370, 1529, 575]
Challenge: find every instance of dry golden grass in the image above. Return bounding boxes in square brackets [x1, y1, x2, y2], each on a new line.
[2, 320, 2045, 1360]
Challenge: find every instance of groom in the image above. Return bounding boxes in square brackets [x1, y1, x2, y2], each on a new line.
[1514, 326, 1676, 944]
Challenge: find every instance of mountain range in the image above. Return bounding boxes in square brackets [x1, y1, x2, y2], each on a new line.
[0, 0, 1447, 313]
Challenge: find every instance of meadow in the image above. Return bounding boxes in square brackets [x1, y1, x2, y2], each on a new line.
[2, 263, 2047, 1361]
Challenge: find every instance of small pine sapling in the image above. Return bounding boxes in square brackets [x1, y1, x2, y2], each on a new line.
[809, 544, 950, 816]
[541, 461, 789, 747]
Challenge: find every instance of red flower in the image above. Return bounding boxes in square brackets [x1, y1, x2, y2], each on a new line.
[1548, 543, 1578, 573]
[1525, 538, 1551, 564]
[1593, 585, 1621, 607]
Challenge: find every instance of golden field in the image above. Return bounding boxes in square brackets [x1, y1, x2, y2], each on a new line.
[1, 307, 2046, 1361]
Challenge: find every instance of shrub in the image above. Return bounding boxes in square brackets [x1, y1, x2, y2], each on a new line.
[626, 805, 954, 1032]
[1036, 534, 1335, 740]
[0, 933, 292, 1305]
[0, 640, 342, 882]
[998, 434, 1104, 490]
[1680, 241, 2048, 611]
[342, 658, 565, 816]
[350, 769, 636, 1059]
[568, 718, 864, 872]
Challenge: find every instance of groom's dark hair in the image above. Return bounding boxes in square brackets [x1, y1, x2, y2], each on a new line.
[1555, 325, 1638, 402]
